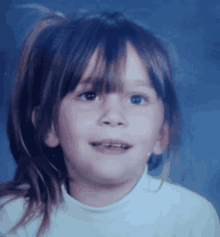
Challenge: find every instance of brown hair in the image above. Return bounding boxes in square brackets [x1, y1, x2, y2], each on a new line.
[0, 5, 180, 237]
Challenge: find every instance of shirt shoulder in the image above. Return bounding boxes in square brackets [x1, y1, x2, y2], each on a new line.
[0, 184, 32, 236]
[149, 176, 220, 237]
[0, 195, 28, 236]
[162, 180, 216, 213]
[149, 176, 214, 208]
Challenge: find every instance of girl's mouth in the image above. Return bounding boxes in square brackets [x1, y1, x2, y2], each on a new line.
[91, 142, 131, 149]
[90, 142, 133, 155]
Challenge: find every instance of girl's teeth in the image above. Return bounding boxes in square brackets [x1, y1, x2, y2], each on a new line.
[92, 142, 129, 149]
[103, 143, 111, 147]
[101, 143, 128, 149]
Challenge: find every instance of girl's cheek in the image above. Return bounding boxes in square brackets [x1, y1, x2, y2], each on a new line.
[76, 103, 99, 111]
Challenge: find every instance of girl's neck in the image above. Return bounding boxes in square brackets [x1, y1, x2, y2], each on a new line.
[66, 175, 141, 207]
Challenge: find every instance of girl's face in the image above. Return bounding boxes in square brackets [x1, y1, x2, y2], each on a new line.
[45, 43, 167, 187]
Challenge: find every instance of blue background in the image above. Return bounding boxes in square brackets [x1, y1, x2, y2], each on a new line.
[1, 0, 220, 217]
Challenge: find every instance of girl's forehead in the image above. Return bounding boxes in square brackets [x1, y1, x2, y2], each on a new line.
[81, 42, 153, 89]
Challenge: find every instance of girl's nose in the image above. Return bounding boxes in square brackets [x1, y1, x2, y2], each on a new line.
[99, 95, 127, 128]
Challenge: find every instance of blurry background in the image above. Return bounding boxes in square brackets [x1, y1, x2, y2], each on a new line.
[0, 0, 220, 217]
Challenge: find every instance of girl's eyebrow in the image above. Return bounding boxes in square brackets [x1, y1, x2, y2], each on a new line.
[76, 80, 93, 89]
[77, 78, 154, 92]
[78, 78, 151, 86]
[127, 79, 154, 90]
[132, 79, 151, 87]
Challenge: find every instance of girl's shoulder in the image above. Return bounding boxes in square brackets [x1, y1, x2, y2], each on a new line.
[150, 176, 210, 204]
[0, 185, 30, 236]
[0, 196, 27, 236]
[149, 176, 219, 223]
[146, 176, 220, 236]
[162, 179, 211, 207]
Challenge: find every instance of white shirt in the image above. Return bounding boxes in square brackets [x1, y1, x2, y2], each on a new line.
[1, 165, 220, 236]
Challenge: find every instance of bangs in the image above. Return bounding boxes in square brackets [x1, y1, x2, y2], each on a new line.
[52, 12, 171, 113]
[59, 42, 167, 101]
[75, 43, 127, 95]
[59, 30, 128, 98]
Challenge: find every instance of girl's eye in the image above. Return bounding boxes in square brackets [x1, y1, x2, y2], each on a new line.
[129, 94, 148, 105]
[78, 91, 148, 105]
[78, 91, 99, 101]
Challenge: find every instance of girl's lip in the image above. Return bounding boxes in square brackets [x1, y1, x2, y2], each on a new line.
[89, 139, 133, 148]
[89, 143, 132, 155]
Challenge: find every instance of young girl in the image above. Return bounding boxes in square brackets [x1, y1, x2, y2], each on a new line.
[0, 6, 219, 237]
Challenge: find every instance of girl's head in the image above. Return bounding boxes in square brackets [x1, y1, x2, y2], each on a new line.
[42, 41, 168, 187]
[4, 8, 179, 237]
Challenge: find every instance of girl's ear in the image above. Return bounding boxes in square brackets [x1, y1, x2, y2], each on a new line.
[44, 123, 60, 148]
[152, 122, 169, 155]
[31, 107, 60, 148]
